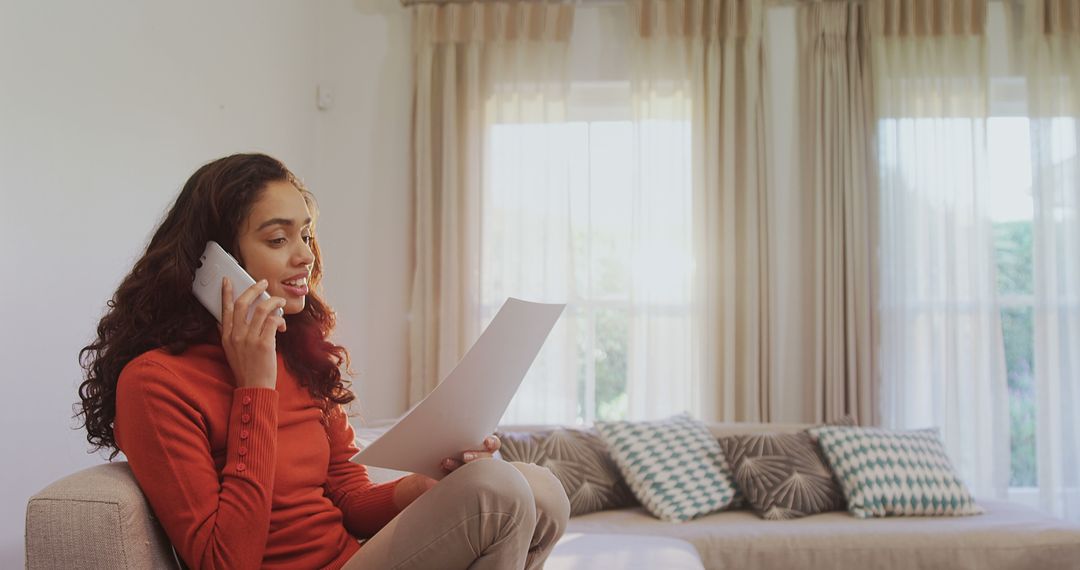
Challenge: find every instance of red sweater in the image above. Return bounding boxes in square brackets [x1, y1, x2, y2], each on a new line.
[114, 343, 401, 570]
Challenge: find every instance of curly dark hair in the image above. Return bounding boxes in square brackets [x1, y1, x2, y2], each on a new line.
[76, 153, 354, 459]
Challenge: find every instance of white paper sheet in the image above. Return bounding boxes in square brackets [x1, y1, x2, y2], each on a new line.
[352, 298, 565, 479]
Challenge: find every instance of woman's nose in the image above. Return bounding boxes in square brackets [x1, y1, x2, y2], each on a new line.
[295, 243, 315, 266]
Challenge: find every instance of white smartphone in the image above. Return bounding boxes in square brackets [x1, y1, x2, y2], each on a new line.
[192, 241, 284, 323]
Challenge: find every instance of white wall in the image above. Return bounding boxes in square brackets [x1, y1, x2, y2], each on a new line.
[0, 1, 412, 566]
[311, 0, 412, 424]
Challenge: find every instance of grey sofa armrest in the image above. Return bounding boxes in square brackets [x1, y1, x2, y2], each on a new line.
[25, 462, 177, 570]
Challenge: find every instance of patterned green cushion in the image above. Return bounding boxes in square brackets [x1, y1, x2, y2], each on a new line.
[809, 425, 984, 519]
[596, 413, 738, 522]
[496, 427, 637, 516]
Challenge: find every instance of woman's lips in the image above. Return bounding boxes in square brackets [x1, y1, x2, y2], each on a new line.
[281, 283, 309, 297]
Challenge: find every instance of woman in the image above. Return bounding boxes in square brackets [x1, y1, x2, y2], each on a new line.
[77, 153, 569, 569]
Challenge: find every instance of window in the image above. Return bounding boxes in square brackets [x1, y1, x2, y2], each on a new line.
[482, 83, 694, 425]
[988, 117, 1036, 488]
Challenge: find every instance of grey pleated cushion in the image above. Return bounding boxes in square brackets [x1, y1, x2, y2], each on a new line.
[498, 427, 637, 516]
[719, 416, 856, 520]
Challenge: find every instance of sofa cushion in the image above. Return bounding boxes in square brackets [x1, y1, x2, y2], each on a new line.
[810, 425, 983, 518]
[719, 415, 855, 520]
[565, 499, 1080, 570]
[497, 427, 637, 516]
[596, 413, 737, 522]
[719, 431, 845, 520]
[546, 533, 704, 570]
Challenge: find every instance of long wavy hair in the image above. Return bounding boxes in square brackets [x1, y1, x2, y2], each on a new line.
[77, 153, 354, 459]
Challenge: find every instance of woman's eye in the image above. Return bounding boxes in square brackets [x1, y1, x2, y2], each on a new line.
[269, 237, 287, 246]
[302, 235, 313, 244]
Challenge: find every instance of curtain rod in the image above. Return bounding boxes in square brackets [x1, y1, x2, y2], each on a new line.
[400, 0, 1011, 5]
[399, 0, 871, 6]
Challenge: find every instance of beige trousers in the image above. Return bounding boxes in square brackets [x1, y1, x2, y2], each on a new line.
[342, 459, 570, 570]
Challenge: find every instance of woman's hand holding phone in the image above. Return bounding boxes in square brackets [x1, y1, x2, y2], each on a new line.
[219, 277, 288, 389]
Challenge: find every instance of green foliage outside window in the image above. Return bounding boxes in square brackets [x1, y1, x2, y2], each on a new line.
[993, 221, 1036, 487]
[576, 308, 629, 422]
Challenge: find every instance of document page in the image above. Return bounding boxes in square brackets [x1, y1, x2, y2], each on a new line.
[352, 298, 565, 479]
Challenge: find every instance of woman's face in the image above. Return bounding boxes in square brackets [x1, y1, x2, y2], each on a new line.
[236, 180, 316, 316]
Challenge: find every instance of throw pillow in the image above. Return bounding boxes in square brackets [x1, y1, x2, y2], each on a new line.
[596, 413, 738, 522]
[496, 427, 637, 516]
[719, 430, 846, 520]
[809, 425, 984, 519]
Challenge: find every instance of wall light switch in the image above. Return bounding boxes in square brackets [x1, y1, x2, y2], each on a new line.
[317, 84, 334, 111]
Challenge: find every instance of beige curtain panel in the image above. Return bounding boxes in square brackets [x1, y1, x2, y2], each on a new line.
[796, 1, 878, 427]
[631, 0, 771, 422]
[408, 1, 575, 406]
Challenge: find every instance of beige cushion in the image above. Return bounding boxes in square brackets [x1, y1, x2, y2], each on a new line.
[567, 499, 1080, 570]
[25, 462, 175, 570]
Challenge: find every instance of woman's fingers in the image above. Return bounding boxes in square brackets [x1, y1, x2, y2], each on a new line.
[441, 436, 501, 472]
[258, 312, 287, 340]
[251, 297, 287, 341]
[441, 457, 463, 472]
[441, 440, 499, 473]
[233, 279, 269, 326]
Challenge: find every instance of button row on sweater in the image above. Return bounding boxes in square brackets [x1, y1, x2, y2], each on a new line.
[238, 395, 253, 472]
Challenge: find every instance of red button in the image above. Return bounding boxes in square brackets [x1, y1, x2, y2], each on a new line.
[236, 463, 247, 472]
[241, 413, 251, 423]
[242, 395, 252, 405]
[238, 446, 248, 456]
[240, 430, 250, 440]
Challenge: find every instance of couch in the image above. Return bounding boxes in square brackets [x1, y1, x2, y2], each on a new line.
[24, 461, 703, 570]
[491, 421, 1080, 570]
[25, 421, 1080, 569]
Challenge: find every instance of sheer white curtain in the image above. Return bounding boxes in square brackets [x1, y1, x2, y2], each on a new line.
[872, 0, 1011, 499]
[489, 2, 701, 424]
[1016, 0, 1080, 521]
[631, 0, 771, 422]
[487, 0, 771, 425]
[408, 1, 575, 407]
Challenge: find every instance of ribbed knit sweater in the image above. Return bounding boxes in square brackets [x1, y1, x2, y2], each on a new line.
[114, 343, 401, 570]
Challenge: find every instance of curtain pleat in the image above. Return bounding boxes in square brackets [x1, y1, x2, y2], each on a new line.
[797, 2, 879, 426]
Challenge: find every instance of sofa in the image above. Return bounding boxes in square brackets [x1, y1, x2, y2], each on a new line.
[25, 461, 703, 570]
[25, 421, 1080, 569]
[554, 422, 1080, 569]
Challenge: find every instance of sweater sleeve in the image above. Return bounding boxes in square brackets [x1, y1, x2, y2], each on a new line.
[115, 359, 278, 570]
[324, 407, 403, 538]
